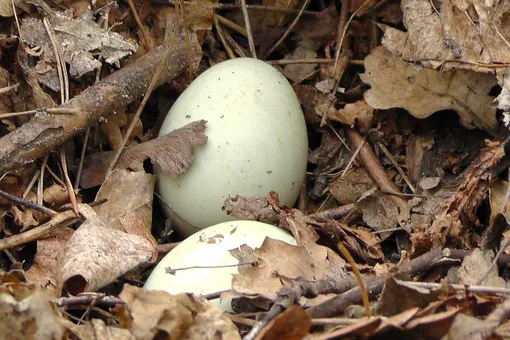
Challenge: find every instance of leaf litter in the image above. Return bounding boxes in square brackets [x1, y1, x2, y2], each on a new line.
[1, 0, 510, 338]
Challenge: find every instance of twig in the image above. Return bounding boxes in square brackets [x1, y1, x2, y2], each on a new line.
[43, 17, 69, 104]
[214, 14, 236, 59]
[346, 128, 407, 205]
[157, 242, 180, 255]
[222, 26, 248, 58]
[106, 24, 179, 175]
[0, 209, 80, 251]
[74, 127, 90, 189]
[60, 146, 79, 215]
[127, 0, 153, 50]
[337, 241, 371, 317]
[309, 204, 355, 220]
[378, 142, 416, 193]
[216, 14, 247, 36]
[306, 247, 449, 318]
[264, 0, 311, 57]
[23, 169, 40, 199]
[38, 156, 48, 206]
[53, 294, 124, 308]
[0, 108, 79, 120]
[240, 0, 257, 59]
[0, 188, 56, 216]
[0, 83, 19, 95]
[0, 30, 196, 173]
[404, 281, 510, 295]
[165, 0, 320, 16]
[178, 0, 193, 83]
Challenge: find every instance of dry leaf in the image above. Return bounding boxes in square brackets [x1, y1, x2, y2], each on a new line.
[25, 228, 74, 298]
[422, 140, 505, 251]
[457, 248, 505, 287]
[283, 42, 318, 83]
[20, 13, 136, 81]
[60, 318, 134, 340]
[0, 288, 64, 339]
[79, 120, 208, 188]
[329, 166, 375, 205]
[329, 100, 374, 132]
[57, 204, 156, 296]
[232, 238, 316, 301]
[117, 119, 208, 176]
[361, 46, 498, 133]
[257, 304, 311, 340]
[120, 285, 240, 339]
[94, 169, 155, 239]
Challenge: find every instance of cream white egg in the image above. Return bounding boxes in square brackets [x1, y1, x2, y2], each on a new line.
[156, 58, 308, 236]
[143, 220, 296, 312]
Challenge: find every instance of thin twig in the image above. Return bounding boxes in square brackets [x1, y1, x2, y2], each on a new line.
[337, 241, 371, 317]
[0, 188, 56, 216]
[165, 0, 320, 16]
[178, 0, 193, 83]
[60, 146, 79, 215]
[0, 108, 79, 120]
[74, 127, 90, 189]
[0, 210, 80, 252]
[43, 17, 68, 104]
[127, 0, 153, 50]
[240, 0, 257, 58]
[264, 0, 311, 57]
[214, 14, 236, 59]
[216, 14, 247, 36]
[405, 281, 510, 295]
[309, 204, 355, 220]
[0, 83, 19, 95]
[38, 156, 48, 206]
[222, 26, 247, 58]
[23, 170, 40, 199]
[106, 24, 179, 175]
[378, 142, 416, 193]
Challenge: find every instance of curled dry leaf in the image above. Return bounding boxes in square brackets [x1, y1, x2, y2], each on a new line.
[57, 204, 156, 296]
[420, 140, 505, 252]
[120, 285, 240, 340]
[330, 100, 374, 133]
[360, 46, 498, 133]
[79, 120, 208, 188]
[117, 119, 208, 176]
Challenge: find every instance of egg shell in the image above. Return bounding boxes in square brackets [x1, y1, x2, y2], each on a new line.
[143, 220, 296, 312]
[156, 58, 308, 236]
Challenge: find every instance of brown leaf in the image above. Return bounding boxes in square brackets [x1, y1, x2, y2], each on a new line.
[329, 100, 374, 132]
[361, 46, 498, 133]
[329, 166, 375, 205]
[232, 238, 315, 301]
[57, 204, 156, 296]
[457, 248, 505, 287]
[257, 304, 311, 340]
[120, 285, 240, 339]
[117, 119, 208, 176]
[94, 169, 156, 242]
[0, 288, 64, 339]
[377, 277, 444, 317]
[60, 318, 134, 339]
[25, 228, 74, 298]
[78, 120, 207, 188]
